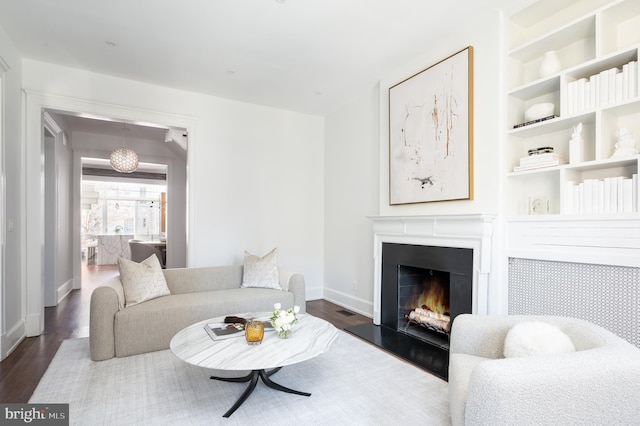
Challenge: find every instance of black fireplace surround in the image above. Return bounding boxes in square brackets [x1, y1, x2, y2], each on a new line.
[346, 243, 473, 380]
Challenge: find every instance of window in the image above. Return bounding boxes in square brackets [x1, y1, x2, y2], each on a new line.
[82, 180, 166, 239]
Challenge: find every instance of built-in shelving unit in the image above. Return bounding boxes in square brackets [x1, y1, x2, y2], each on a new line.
[506, 0, 640, 217]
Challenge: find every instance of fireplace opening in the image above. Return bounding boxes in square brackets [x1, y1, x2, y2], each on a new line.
[398, 266, 451, 350]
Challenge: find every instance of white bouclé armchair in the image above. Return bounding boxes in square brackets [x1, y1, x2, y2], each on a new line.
[448, 314, 640, 426]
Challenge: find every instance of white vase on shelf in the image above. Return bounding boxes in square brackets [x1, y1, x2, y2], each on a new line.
[539, 51, 561, 78]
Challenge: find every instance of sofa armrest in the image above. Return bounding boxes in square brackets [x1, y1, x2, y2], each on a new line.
[288, 273, 306, 313]
[278, 268, 306, 313]
[464, 346, 640, 425]
[89, 276, 124, 361]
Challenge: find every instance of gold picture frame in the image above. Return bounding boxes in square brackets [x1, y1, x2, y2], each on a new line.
[388, 46, 474, 205]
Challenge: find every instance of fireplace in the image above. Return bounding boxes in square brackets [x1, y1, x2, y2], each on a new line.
[346, 214, 495, 381]
[381, 243, 473, 350]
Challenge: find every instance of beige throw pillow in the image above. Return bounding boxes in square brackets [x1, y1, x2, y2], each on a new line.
[241, 248, 281, 290]
[118, 255, 171, 307]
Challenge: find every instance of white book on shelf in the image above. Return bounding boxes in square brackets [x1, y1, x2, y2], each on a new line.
[623, 63, 630, 101]
[623, 178, 633, 213]
[603, 177, 612, 214]
[519, 153, 563, 166]
[599, 69, 610, 107]
[632, 174, 638, 212]
[574, 182, 584, 214]
[608, 68, 618, 105]
[629, 61, 637, 99]
[590, 74, 599, 109]
[610, 177, 618, 213]
[583, 179, 593, 214]
[596, 180, 604, 214]
[615, 72, 624, 103]
[617, 176, 625, 213]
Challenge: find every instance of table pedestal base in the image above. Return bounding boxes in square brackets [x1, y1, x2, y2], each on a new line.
[211, 367, 311, 417]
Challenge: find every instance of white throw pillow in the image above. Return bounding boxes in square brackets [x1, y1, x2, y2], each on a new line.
[118, 255, 171, 307]
[504, 321, 576, 358]
[241, 248, 281, 290]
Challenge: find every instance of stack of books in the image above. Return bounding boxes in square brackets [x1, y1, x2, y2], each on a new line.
[567, 60, 637, 115]
[564, 175, 639, 214]
[513, 152, 566, 172]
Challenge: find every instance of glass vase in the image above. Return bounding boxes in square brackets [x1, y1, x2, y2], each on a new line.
[278, 329, 292, 339]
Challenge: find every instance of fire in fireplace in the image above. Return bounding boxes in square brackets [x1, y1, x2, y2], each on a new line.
[398, 266, 451, 348]
[404, 268, 451, 332]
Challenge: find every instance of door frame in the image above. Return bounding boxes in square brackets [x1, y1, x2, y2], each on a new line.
[24, 91, 197, 336]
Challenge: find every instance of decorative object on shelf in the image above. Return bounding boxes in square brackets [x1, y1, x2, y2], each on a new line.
[524, 102, 555, 122]
[611, 128, 638, 158]
[270, 303, 300, 339]
[528, 147, 554, 156]
[569, 122, 584, 164]
[529, 196, 550, 215]
[513, 114, 558, 129]
[109, 124, 138, 173]
[388, 46, 473, 204]
[514, 152, 565, 172]
[538, 50, 561, 78]
[244, 319, 265, 345]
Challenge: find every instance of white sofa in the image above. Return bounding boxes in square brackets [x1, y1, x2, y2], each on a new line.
[449, 314, 640, 426]
[90, 265, 305, 361]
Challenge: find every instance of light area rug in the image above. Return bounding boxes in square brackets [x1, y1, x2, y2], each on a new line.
[30, 331, 450, 425]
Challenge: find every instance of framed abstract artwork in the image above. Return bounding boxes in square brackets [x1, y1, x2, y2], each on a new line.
[388, 46, 473, 205]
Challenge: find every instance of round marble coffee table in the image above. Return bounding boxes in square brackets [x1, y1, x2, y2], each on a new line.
[170, 312, 338, 418]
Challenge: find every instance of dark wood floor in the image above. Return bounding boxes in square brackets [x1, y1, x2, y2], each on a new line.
[0, 265, 371, 403]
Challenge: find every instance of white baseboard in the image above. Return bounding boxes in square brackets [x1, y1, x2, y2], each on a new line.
[1, 319, 25, 360]
[57, 279, 74, 304]
[320, 288, 373, 318]
[305, 285, 323, 301]
[25, 313, 43, 337]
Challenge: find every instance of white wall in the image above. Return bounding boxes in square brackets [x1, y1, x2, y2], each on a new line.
[0, 25, 24, 358]
[323, 87, 380, 316]
[20, 59, 325, 335]
[323, 8, 507, 316]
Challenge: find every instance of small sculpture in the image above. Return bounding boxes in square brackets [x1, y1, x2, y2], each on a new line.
[611, 128, 638, 158]
[569, 122, 584, 164]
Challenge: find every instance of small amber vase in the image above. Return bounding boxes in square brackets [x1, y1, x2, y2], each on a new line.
[245, 320, 265, 345]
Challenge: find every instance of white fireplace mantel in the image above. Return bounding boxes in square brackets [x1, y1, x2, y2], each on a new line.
[369, 214, 496, 324]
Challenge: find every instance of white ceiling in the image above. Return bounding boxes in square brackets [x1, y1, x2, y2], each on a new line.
[0, 0, 537, 116]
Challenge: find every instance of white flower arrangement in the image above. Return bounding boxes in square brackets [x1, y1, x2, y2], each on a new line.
[270, 303, 300, 338]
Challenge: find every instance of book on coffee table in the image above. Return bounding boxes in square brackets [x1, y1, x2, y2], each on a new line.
[204, 323, 245, 340]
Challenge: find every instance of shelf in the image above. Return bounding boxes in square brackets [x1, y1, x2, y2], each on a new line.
[509, 77, 560, 101]
[565, 154, 639, 172]
[506, 0, 640, 219]
[564, 47, 637, 80]
[509, 15, 595, 62]
[508, 111, 593, 137]
[508, 166, 562, 177]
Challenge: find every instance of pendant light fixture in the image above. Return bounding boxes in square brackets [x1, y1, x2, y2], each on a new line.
[110, 123, 138, 173]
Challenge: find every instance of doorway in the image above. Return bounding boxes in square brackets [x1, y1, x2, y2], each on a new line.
[24, 92, 195, 337]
